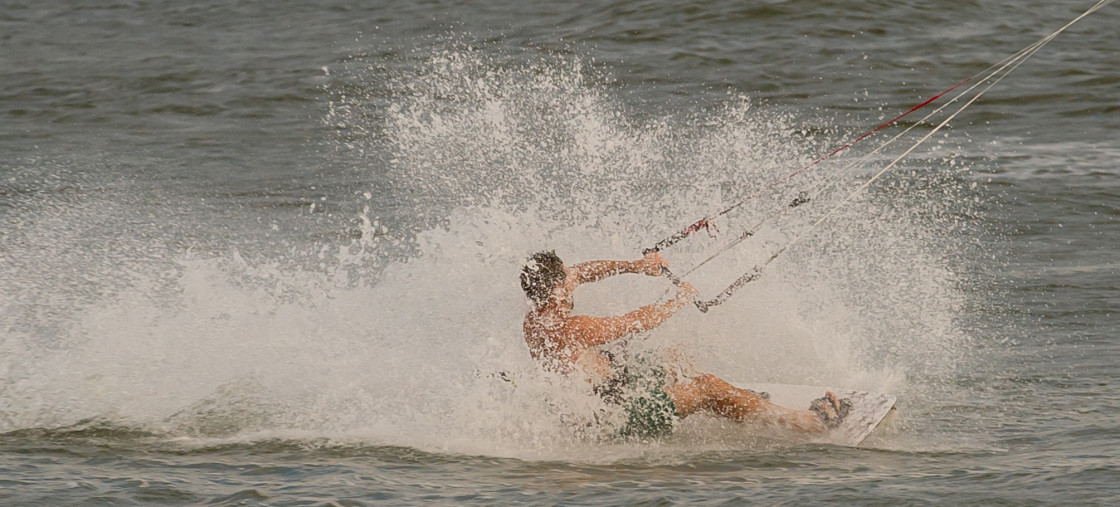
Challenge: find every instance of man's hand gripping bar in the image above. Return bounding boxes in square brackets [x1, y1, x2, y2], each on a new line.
[657, 265, 714, 313]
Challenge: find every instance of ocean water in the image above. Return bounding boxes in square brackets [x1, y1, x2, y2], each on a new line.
[2, 0, 1118, 504]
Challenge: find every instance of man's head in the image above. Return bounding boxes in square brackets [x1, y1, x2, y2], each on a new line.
[521, 250, 565, 306]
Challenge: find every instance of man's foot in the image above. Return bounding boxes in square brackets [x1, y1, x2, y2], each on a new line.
[809, 391, 852, 429]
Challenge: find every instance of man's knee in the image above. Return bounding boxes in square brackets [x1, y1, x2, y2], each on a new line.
[694, 374, 765, 406]
[693, 373, 734, 391]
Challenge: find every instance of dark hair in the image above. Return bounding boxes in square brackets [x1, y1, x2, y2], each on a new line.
[521, 251, 565, 306]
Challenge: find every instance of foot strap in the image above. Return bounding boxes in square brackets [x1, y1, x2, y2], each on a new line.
[809, 392, 852, 428]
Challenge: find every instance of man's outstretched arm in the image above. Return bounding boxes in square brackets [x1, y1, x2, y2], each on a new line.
[563, 283, 698, 348]
[570, 252, 667, 285]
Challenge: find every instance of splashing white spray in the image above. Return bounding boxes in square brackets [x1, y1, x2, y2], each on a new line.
[0, 38, 982, 458]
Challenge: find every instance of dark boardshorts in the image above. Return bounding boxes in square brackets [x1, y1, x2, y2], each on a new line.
[594, 352, 679, 439]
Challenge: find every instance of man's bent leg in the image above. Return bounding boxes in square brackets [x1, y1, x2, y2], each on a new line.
[664, 374, 827, 434]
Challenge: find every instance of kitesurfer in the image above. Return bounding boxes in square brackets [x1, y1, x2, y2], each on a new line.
[520, 250, 850, 438]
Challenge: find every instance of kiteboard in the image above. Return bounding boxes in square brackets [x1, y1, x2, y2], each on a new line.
[734, 382, 897, 447]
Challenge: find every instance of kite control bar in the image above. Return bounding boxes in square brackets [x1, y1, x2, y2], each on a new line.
[658, 265, 751, 313]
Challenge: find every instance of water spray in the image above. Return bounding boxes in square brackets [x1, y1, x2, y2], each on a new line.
[654, 0, 1115, 312]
